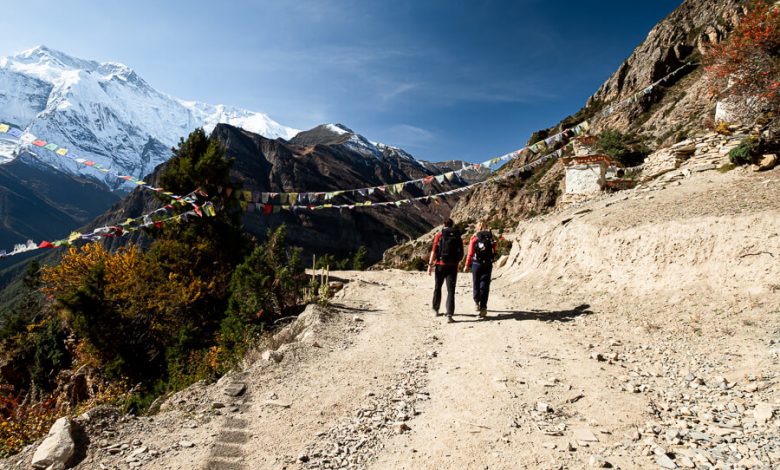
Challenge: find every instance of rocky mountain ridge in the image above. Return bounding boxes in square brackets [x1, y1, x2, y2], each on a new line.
[89, 123, 481, 263]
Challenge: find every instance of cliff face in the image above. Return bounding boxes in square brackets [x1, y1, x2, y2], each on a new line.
[446, 0, 749, 231]
[589, 0, 745, 141]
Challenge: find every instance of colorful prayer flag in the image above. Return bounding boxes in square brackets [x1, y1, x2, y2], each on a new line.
[0, 124, 10, 133]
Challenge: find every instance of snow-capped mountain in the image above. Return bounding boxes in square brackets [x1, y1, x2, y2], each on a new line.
[0, 46, 299, 189]
[291, 123, 423, 165]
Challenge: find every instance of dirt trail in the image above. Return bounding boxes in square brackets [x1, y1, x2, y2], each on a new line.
[5, 168, 778, 470]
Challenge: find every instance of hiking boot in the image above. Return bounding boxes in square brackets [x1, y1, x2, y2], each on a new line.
[432, 308, 440, 317]
[447, 315, 454, 323]
[479, 308, 487, 318]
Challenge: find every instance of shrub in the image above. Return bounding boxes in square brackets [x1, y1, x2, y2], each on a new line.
[729, 137, 759, 165]
[220, 226, 306, 367]
[0, 387, 60, 457]
[404, 257, 427, 272]
[714, 121, 732, 135]
[352, 246, 367, 271]
[597, 130, 651, 167]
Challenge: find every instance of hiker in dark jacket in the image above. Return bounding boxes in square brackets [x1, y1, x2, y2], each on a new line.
[428, 218, 463, 323]
[464, 221, 497, 318]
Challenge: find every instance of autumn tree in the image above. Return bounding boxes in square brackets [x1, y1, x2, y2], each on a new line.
[705, 1, 780, 120]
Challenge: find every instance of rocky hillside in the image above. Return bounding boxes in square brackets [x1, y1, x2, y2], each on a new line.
[0, 154, 119, 250]
[89, 123, 481, 263]
[443, 0, 749, 231]
[589, 0, 746, 141]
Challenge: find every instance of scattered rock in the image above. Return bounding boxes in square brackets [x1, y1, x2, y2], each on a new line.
[757, 154, 777, 171]
[262, 350, 284, 363]
[753, 403, 774, 424]
[224, 382, 247, 397]
[536, 402, 553, 413]
[588, 454, 610, 468]
[573, 428, 599, 442]
[655, 453, 677, 469]
[264, 399, 292, 408]
[179, 440, 195, 448]
[328, 281, 345, 294]
[678, 455, 695, 468]
[394, 422, 411, 434]
[590, 352, 606, 362]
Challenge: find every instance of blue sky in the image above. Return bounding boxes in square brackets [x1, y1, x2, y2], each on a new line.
[0, 0, 682, 162]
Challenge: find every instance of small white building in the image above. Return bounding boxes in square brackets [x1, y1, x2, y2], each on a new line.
[563, 154, 618, 195]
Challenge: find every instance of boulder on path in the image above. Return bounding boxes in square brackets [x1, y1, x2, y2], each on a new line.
[32, 417, 75, 470]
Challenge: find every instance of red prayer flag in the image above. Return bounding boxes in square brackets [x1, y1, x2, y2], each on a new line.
[32, 140, 47, 147]
[263, 203, 273, 215]
[38, 240, 54, 249]
[423, 176, 434, 185]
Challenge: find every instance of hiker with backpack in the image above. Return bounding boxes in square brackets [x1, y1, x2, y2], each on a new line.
[464, 221, 497, 318]
[427, 218, 464, 323]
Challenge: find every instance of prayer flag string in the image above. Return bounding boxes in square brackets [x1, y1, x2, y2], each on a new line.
[0, 190, 216, 260]
[0, 124, 196, 207]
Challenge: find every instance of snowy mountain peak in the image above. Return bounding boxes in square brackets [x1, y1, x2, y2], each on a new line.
[13, 45, 99, 71]
[0, 46, 299, 189]
[325, 123, 354, 135]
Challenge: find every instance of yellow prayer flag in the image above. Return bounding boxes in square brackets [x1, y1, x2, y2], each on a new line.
[56, 148, 68, 156]
[0, 124, 9, 133]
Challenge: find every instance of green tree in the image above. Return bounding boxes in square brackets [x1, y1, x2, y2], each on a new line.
[352, 246, 367, 271]
[597, 130, 651, 167]
[220, 226, 306, 363]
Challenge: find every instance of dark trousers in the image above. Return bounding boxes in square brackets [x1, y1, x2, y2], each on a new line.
[471, 261, 492, 309]
[432, 264, 458, 315]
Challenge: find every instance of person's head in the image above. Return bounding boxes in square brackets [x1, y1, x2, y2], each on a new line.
[476, 219, 489, 232]
[444, 218, 454, 228]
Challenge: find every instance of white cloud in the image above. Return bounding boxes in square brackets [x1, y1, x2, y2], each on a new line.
[382, 124, 435, 149]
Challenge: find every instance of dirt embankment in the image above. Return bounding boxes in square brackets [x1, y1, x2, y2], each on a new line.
[501, 169, 780, 299]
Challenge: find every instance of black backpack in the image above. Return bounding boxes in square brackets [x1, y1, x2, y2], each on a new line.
[437, 228, 464, 264]
[474, 231, 495, 264]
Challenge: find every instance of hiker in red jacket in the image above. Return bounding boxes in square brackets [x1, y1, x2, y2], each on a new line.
[427, 218, 464, 323]
[464, 221, 497, 318]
